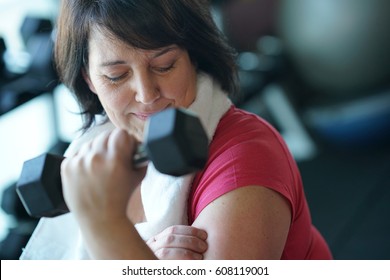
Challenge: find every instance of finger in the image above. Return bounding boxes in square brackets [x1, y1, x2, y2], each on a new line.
[106, 128, 147, 185]
[146, 225, 208, 253]
[162, 225, 208, 240]
[73, 131, 111, 171]
[107, 128, 134, 161]
[90, 130, 111, 152]
[154, 247, 204, 260]
[147, 233, 208, 254]
[75, 140, 93, 157]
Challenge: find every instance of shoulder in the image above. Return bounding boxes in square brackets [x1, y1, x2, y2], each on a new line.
[210, 106, 294, 171]
[213, 106, 287, 150]
[190, 106, 300, 220]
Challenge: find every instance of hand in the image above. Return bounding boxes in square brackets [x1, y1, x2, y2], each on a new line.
[61, 128, 146, 224]
[146, 225, 208, 260]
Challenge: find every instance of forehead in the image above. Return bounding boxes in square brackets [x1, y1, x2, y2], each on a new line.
[87, 28, 181, 67]
[88, 27, 132, 52]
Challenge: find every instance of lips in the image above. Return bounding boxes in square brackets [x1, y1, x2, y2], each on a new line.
[133, 105, 171, 121]
[134, 112, 154, 121]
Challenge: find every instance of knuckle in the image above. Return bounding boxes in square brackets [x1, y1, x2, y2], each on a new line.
[60, 158, 69, 173]
[146, 237, 154, 246]
[182, 249, 201, 260]
[155, 248, 170, 259]
[85, 153, 104, 171]
[167, 225, 178, 234]
[163, 234, 175, 245]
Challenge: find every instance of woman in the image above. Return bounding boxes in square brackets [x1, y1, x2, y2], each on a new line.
[21, 0, 332, 260]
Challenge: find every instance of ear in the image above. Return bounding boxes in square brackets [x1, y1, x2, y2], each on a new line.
[82, 68, 97, 94]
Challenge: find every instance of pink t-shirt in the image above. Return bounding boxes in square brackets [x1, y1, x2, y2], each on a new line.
[189, 106, 332, 259]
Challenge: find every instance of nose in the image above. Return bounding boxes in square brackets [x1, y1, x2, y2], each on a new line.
[133, 72, 160, 104]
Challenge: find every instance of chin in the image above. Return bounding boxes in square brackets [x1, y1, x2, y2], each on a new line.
[127, 121, 145, 141]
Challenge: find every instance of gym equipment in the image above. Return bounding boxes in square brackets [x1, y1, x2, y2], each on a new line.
[0, 16, 57, 115]
[16, 107, 209, 218]
[0, 37, 6, 75]
[278, 0, 390, 95]
[1, 183, 31, 221]
[20, 16, 53, 46]
[0, 226, 37, 260]
[277, 0, 390, 147]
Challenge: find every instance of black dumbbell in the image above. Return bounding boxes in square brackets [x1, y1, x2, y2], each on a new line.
[16, 107, 208, 218]
[1, 183, 32, 221]
[0, 37, 6, 75]
[20, 16, 53, 46]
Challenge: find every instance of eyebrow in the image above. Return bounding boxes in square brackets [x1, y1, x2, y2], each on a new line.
[152, 46, 179, 59]
[99, 60, 127, 67]
[99, 46, 179, 67]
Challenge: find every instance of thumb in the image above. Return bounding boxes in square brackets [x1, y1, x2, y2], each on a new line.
[108, 128, 135, 162]
[108, 128, 147, 174]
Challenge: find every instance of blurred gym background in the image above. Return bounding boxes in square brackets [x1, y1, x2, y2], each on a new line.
[1, 0, 389, 259]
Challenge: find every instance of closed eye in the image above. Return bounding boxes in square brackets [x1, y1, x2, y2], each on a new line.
[152, 63, 175, 74]
[104, 72, 128, 83]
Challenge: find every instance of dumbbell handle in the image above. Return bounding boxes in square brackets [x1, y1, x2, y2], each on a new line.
[133, 144, 149, 168]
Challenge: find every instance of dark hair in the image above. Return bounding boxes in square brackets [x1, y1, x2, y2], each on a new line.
[55, 0, 238, 130]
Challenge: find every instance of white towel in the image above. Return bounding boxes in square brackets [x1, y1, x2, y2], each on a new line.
[19, 73, 231, 259]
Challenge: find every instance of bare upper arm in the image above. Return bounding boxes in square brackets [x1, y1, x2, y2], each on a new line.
[192, 185, 291, 259]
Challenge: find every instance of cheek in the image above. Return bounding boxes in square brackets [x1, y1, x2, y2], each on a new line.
[101, 93, 125, 109]
[163, 71, 196, 106]
[93, 82, 131, 111]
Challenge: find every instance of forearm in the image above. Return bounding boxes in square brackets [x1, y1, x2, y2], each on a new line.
[80, 217, 157, 260]
[60, 129, 153, 259]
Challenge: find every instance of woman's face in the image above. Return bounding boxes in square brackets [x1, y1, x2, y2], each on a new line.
[84, 28, 198, 140]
